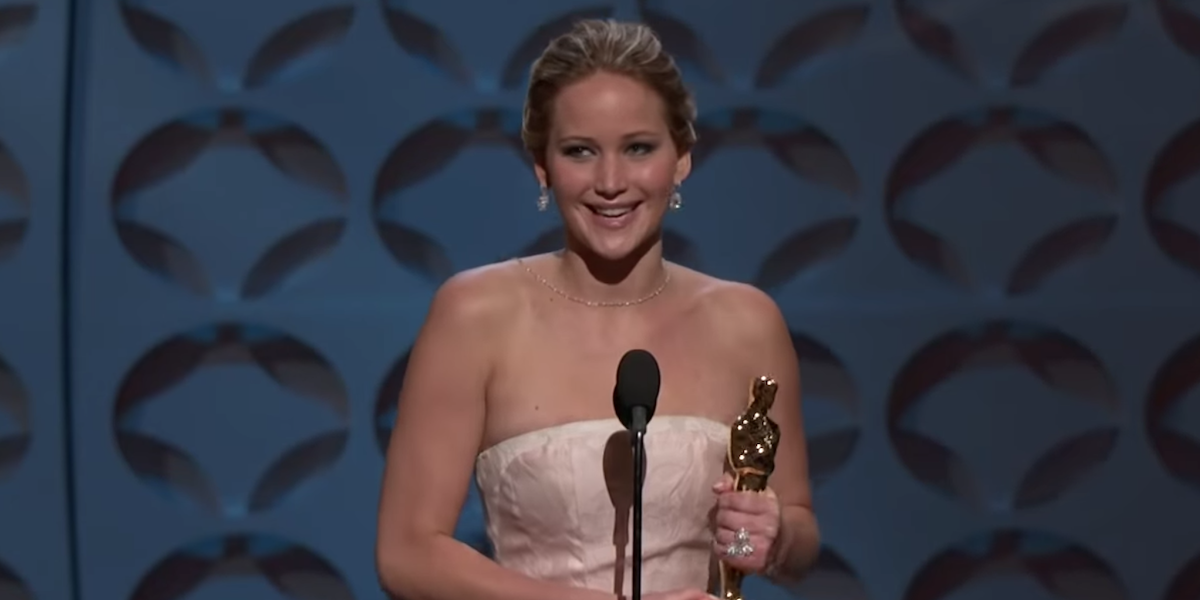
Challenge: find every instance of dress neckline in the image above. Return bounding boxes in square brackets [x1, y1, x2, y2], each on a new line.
[477, 415, 728, 463]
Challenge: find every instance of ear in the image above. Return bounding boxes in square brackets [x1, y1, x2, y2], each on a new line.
[674, 151, 692, 185]
[534, 161, 549, 189]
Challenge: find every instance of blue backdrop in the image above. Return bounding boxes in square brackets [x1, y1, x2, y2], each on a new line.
[2, 0, 1200, 599]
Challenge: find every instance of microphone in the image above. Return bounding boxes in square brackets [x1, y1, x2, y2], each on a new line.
[614, 348, 660, 433]
[612, 349, 660, 600]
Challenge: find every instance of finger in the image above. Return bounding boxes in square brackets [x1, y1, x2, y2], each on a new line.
[713, 525, 770, 548]
[713, 508, 757, 532]
[714, 514, 780, 547]
[712, 525, 739, 546]
[714, 504, 780, 534]
[711, 473, 734, 493]
[717, 491, 774, 515]
[710, 537, 768, 572]
[717, 485, 777, 502]
[713, 521, 770, 549]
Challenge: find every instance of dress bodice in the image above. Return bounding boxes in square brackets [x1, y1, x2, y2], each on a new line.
[474, 416, 729, 596]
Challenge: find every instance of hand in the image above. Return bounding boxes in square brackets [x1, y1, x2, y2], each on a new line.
[642, 588, 715, 600]
[711, 473, 781, 574]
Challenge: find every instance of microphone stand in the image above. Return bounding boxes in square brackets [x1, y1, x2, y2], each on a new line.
[630, 413, 648, 600]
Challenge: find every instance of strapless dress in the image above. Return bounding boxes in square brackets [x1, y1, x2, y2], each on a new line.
[474, 416, 729, 596]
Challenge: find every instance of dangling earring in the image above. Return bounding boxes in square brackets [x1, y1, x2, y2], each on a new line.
[537, 186, 550, 212]
[668, 185, 683, 211]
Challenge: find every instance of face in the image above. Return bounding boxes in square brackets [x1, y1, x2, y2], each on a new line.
[535, 71, 691, 261]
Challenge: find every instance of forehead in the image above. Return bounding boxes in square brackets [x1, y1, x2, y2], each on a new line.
[550, 71, 669, 138]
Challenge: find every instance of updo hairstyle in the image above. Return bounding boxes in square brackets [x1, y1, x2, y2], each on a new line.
[521, 19, 698, 162]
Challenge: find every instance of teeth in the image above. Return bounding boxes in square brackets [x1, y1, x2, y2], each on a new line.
[594, 206, 633, 217]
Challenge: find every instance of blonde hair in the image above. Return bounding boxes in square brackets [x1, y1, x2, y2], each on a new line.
[521, 19, 698, 161]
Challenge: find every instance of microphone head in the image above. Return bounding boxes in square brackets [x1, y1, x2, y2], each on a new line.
[613, 349, 660, 430]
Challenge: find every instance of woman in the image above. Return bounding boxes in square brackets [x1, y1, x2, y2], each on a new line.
[375, 18, 819, 600]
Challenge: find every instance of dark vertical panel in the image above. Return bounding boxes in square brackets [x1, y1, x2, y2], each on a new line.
[56, 0, 1200, 599]
[0, 1, 73, 599]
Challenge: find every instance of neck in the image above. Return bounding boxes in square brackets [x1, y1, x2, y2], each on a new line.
[555, 233, 668, 304]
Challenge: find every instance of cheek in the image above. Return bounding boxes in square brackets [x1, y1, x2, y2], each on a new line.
[545, 159, 591, 196]
[634, 160, 681, 196]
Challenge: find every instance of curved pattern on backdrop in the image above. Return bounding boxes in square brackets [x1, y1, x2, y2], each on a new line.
[1, 0, 1199, 599]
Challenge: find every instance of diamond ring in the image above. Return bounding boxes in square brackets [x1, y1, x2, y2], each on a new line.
[725, 527, 754, 558]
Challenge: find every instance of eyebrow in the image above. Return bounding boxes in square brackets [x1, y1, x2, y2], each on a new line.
[556, 131, 662, 144]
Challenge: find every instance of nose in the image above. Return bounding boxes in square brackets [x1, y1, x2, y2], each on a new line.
[593, 155, 628, 199]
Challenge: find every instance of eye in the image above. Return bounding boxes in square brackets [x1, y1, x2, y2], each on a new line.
[562, 145, 594, 158]
[627, 142, 656, 155]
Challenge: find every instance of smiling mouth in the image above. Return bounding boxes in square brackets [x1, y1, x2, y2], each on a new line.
[588, 203, 640, 218]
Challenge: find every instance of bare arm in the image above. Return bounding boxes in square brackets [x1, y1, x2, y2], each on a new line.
[724, 285, 821, 583]
[375, 270, 615, 600]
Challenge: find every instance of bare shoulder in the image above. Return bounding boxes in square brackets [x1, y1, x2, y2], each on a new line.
[672, 264, 789, 343]
[425, 259, 527, 330]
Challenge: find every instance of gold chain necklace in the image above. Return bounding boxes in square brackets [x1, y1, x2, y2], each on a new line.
[519, 259, 671, 307]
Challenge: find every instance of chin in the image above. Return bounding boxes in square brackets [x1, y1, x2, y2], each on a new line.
[586, 240, 644, 262]
[567, 205, 657, 261]
[574, 229, 643, 260]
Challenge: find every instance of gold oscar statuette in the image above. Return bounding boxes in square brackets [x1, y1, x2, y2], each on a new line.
[718, 376, 781, 600]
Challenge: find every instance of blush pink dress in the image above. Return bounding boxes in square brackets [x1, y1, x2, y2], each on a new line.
[474, 416, 729, 597]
